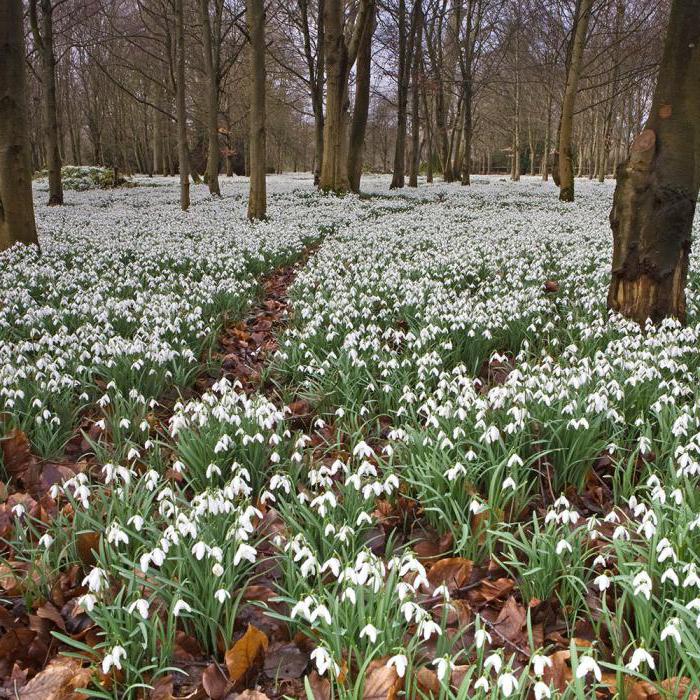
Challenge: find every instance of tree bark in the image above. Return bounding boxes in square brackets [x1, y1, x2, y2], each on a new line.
[320, 0, 373, 193]
[541, 91, 552, 180]
[175, 0, 190, 210]
[246, 0, 267, 219]
[347, 4, 375, 193]
[200, 0, 222, 196]
[408, 1, 424, 188]
[0, 0, 39, 251]
[607, 0, 700, 325]
[29, 0, 63, 205]
[558, 0, 593, 202]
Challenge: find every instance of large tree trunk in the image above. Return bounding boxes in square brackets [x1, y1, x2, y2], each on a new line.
[30, 0, 63, 205]
[607, 0, 700, 325]
[347, 4, 375, 193]
[246, 0, 267, 219]
[175, 0, 190, 210]
[0, 0, 39, 251]
[408, 0, 423, 188]
[200, 0, 222, 196]
[558, 0, 593, 202]
[320, 0, 373, 193]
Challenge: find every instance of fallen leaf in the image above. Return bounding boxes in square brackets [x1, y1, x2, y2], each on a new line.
[362, 660, 402, 700]
[0, 628, 37, 676]
[225, 624, 269, 688]
[76, 532, 101, 567]
[236, 691, 271, 699]
[18, 656, 90, 699]
[544, 280, 560, 293]
[542, 650, 572, 692]
[1, 429, 36, 484]
[263, 642, 308, 680]
[307, 670, 330, 700]
[627, 677, 699, 700]
[493, 596, 526, 643]
[37, 601, 66, 631]
[468, 577, 514, 606]
[149, 675, 174, 700]
[415, 667, 440, 698]
[202, 663, 228, 699]
[427, 558, 473, 591]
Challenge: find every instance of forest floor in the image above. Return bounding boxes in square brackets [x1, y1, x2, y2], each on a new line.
[0, 173, 699, 699]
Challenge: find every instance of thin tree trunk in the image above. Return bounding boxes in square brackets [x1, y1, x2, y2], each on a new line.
[408, 1, 423, 188]
[558, 0, 593, 201]
[608, 0, 700, 325]
[246, 0, 266, 219]
[29, 0, 63, 205]
[511, 20, 521, 182]
[0, 0, 39, 251]
[200, 0, 222, 196]
[541, 91, 552, 180]
[175, 0, 190, 210]
[347, 4, 375, 193]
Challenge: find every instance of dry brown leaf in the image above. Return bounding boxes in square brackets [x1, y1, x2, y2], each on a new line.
[36, 601, 66, 631]
[542, 650, 572, 692]
[225, 624, 269, 688]
[235, 692, 271, 700]
[626, 677, 699, 700]
[307, 670, 331, 700]
[18, 656, 90, 700]
[415, 667, 441, 698]
[427, 558, 473, 591]
[1, 429, 35, 483]
[362, 660, 402, 700]
[202, 663, 229, 700]
[263, 642, 308, 680]
[468, 577, 514, 606]
[493, 596, 526, 642]
[76, 532, 101, 567]
[149, 675, 175, 700]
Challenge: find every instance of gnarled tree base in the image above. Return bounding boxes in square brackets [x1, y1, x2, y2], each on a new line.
[608, 270, 687, 326]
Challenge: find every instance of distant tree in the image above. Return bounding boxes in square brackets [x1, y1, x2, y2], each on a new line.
[557, 0, 593, 202]
[608, 0, 700, 325]
[175, 0, 190, 210]
[29, 0, 64, 205]
[246, 0, 267, 220]
[0, 0, 39, 251]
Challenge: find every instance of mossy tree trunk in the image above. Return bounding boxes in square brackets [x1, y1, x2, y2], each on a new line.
[608, 0, 700, 325]
[0, 0, 39, 251]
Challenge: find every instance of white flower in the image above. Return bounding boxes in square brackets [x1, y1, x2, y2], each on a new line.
[660, 618, 681, 644]
[474, 676, 489, 692]
[82, 567, 108, 593]
[310, 647, 339, 676]
[534, 680, 551, 699]
[633, 571, 652, 600]
[576, 655, 602, 682]
[173, 599, 192, 616]
[627, 647, 656, 672]
[594, 574, 611, 591]
[555, 540, 572, 555]
[484, 653, 502, 674]
[215, 589, 231, 604]
[359, 623, 380, 644]
[101, 645, 127, 674]
[387, 654, 408, 678]
[127, 599, 150, 619]
[39, 533, 54, 549]
[78, 593, 97, 612]
[497, 671, 518, 697]
[432, 655, 454, 681]
[531, 654, 552, 677]
[234, 543, 257, 565]
[475, 628, 492, 649]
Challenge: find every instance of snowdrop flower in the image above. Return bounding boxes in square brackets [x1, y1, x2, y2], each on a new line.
[38, 533, 54, 549]
[387, 654, 408, 678]
[576, 655, 602, 682]
[102, 645, 127, 674]
[633, 571, 653, 600]
[310, 647, 339, 676]
[127, 599, 150, 619]
[417, 618, 442, 640]
[78, 594, 97, 612]
[359, 623, 380, 644]
[502, 477, 517, 491]
[475, 628, 492, 649]
[82, 567, 108, 593]
[215, 589, 231, 604]
[173, 599, 192, 616]
[555, 540, 572, 555]
[497, 671, 518, 697]
[534, 681, 551, 699]
[128, 515, 144, 531]
[661, 618, 681, 644]
[474, 676, 489, 692]
[627, 646, 655, 672]
[661, 567, 680, 586]
[11, 504, 25, 518]
[594, 574, 611, 592]
[234, 543, 256, 565]
[484, 653, 502, 674]
[432, 656, 454, 681]
[531, 654, 552, 677]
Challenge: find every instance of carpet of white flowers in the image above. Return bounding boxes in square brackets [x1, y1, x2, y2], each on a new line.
[2, 175, 700, 699]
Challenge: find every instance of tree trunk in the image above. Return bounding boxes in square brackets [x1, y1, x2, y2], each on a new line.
[390, 0, 418, 189]
[511, 20, 521, 182]
[607, 0, 700, 325]
[200, 0, 222, 196]
[175, 0, 190, 210]
[541, 91, 552, 180]
[558, 0, 593, 202]
[408, 1, 423, 188]
[320, 0, 372, 193]
[30, 0, 63, 205]
[0, 0, 39, 251]
[246, 0, 267, 219]
[347, 4, 375, 193]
